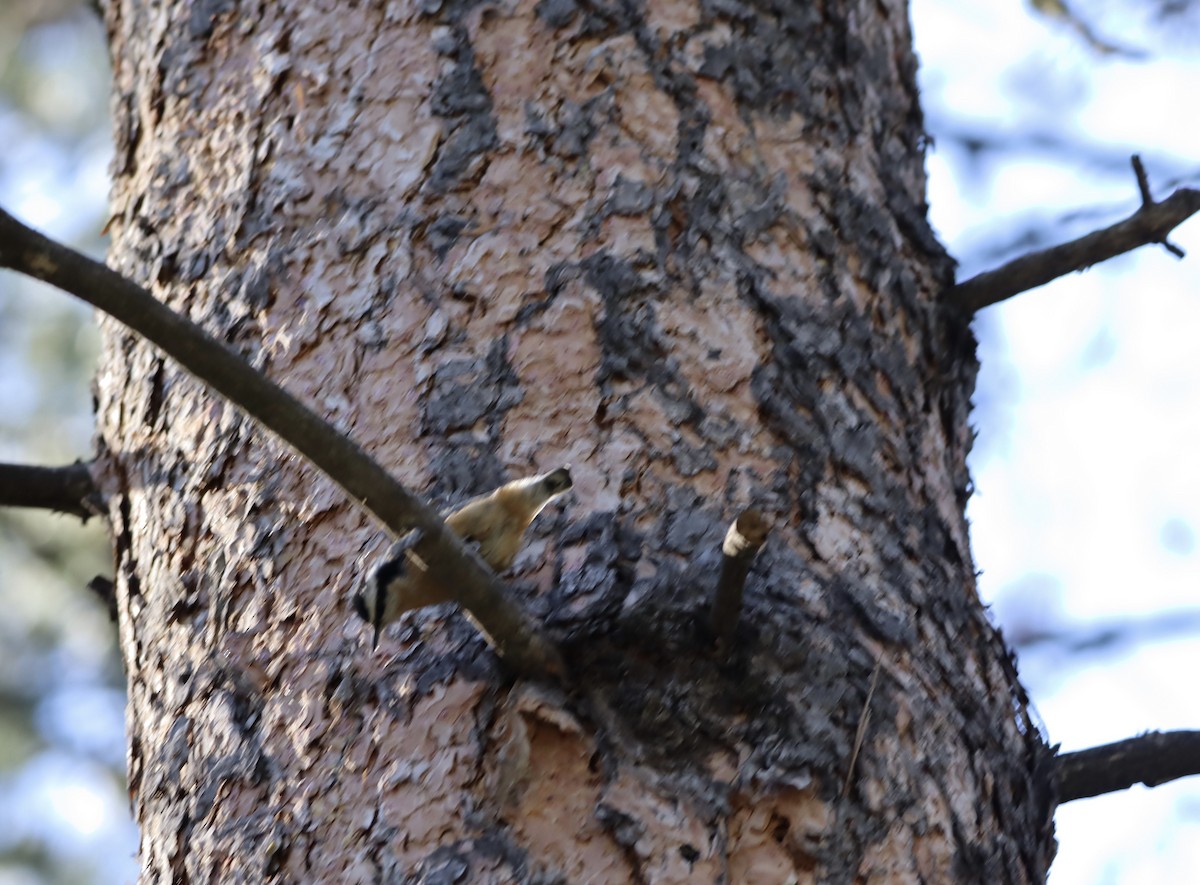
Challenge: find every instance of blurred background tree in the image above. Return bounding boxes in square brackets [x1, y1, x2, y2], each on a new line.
[0, 0, 1195, 881]
[0, 3, 135, 883]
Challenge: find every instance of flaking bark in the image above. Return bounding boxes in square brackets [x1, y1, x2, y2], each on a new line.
[98, 0, 1057, 881]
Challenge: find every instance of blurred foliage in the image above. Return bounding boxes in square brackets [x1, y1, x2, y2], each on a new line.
[1027, 0, 1200, 56]
[0, 3, 136, 884]
[0, 1, 109, 139]
[1028, 0, 1150, 58]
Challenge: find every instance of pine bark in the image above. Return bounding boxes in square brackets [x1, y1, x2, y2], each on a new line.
[96, 0, 1057, 881]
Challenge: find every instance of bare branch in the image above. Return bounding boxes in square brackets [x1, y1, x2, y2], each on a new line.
[87, 575, 118, 622]
[0, 207, 563, 678]
[1131, 155, 1155, 207]
[1058, 730, 1200, 803]
[0, 461, 100, 520]
[710, 508, 769, 653]
[1010, 607, 1200, 656]
[950, 159, 1200, 313]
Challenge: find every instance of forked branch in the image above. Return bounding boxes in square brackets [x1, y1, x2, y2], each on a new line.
[951, 156, 1200, 313]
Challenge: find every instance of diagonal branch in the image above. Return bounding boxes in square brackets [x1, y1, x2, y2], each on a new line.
[950, 156, 1200, 313]
[1057, 730, 1200, 803]
[0, 208, 563, 679]
[0, 461, 101, 519]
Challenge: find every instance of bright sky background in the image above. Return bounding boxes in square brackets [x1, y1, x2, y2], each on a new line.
[913, 1, 1200, 881]
[1, 3, 1198, 883]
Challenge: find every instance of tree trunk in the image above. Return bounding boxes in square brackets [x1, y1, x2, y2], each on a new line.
[96, 0, 1057, 881]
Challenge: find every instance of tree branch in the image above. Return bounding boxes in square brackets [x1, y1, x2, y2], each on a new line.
[0, 461, 101, 519]
[1057, 730, 1200, 803]
[950, 156, 1200, 313]
[1009, 607, 1200, 656]
[0, 208, 563, 679]
[710, 508, 769, 653]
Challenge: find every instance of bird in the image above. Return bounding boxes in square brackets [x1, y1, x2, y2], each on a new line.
[354, 467, 573, 646]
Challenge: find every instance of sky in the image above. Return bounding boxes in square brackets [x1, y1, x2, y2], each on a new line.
[1, 2, 1199, 883]
[913, 0, 1200, 881]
